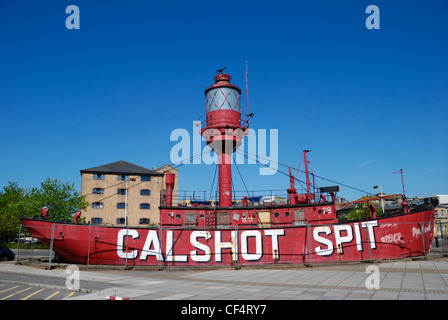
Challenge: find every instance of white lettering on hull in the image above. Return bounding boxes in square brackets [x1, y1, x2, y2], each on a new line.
[117, 229, 139, 260]
[116, 229, 286, 263]
[140, 230, 163, 261]
[314, 221, 379, 256]
[190, 231, 212, 262]
[116, 222, 379, 262]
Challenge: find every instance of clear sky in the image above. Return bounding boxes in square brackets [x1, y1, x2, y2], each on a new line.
[0, 0, 447, 201]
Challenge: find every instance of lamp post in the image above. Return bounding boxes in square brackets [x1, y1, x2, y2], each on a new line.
[125, 177, 136, 269]
[125, 177, 136, 227]
[373, 185, 385, 214]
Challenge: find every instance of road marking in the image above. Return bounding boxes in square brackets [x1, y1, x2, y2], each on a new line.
[1, 287, 32, 300]
[21, 288, 45, 300]
[62, 291, 76, 299]
[0, 285, 18, 294]
[44, 291, 60, 300]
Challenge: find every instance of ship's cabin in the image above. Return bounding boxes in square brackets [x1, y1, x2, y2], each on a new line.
[159, 186, 339, 229]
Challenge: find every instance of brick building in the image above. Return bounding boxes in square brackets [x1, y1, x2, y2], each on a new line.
[80, 161, 178, 226]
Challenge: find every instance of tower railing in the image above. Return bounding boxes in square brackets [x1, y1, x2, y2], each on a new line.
[159, 188, 327, 207]
[198, 113, 250, 130]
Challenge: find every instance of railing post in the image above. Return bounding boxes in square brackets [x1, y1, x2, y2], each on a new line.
[87, 223, 92, 268]
[365, 223, 371, 261]
[16, 224, 22, 262]
[421, 222, 426, 257]
[234, 224, 239, 269]
[158, 224, 163, 270]
[125, 224, 129, 269]
[30, 236, 34, 259]
[444, 222, 448, 253]
[48, 223, 55, 269]
[307, 224, 312, 265]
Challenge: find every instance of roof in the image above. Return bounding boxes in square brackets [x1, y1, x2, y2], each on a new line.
[80, 161, 164, 176]
[435, 195, 448, 205]
[156, 163, 178, 172]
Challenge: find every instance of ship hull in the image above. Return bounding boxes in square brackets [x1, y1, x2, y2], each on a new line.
[19, 207, 434, 266]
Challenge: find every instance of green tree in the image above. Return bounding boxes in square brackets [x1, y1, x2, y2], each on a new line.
[0, 179, 89, 242]
[0, 182, 35, 242]
[346, 201, 383, 221]
[32, 178, 89, 222]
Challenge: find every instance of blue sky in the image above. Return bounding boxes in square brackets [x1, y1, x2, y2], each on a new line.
[0, 0, 447, 201]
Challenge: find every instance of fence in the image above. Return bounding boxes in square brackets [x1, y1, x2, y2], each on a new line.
[434, 221, 448, 253]
[15, 223, 57, 269]
[15, 219, 443, 269]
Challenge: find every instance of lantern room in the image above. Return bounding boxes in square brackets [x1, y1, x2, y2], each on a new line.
[204, 72, 242, 129]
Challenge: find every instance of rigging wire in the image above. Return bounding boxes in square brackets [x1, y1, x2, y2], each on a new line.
[88, 180, 148, 204]
[166, 138, 373, 197]
[82, 179, 137, 198]
[169, 151, 204, 170]
[209, 163, 218, 201]
[234, 149, 307, 185]
[234, 148, 373, 196]
[85, 150, 205, 205]
[233, 152, 251, 197]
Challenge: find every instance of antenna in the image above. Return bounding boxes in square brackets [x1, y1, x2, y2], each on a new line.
[245, 60, 250, 120]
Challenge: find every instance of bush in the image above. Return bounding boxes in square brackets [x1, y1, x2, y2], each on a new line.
[0, 179, 89, 243]
[4, 241, 49, 250]
[346, 202, 383, 221]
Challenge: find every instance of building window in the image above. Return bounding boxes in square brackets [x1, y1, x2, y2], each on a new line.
[140, 203, 150, 210]
[118, 174, 128, 181]
[117, 189, 127, 195]
[93, 188, 104, 194]
[117, 203, 127, 209]
[141, 176, 151, 182]
[116, 218, 126, 224]
[94, 174, 104, 180]
[92, 202, 103, 209]
[141, 189, 151, 196]
[92, 218, 102, 224]
[139, 218, 150, 225]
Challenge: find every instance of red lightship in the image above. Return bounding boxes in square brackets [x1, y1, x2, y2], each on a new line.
[20, 71, 435, 267]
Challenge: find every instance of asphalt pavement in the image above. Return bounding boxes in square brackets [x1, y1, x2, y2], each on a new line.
[1, 248, 448, 301]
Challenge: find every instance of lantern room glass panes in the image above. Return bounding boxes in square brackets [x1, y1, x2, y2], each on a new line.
[206, 87, 240, 112]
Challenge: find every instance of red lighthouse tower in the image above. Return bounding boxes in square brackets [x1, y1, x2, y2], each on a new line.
[201, 70, 249, 207]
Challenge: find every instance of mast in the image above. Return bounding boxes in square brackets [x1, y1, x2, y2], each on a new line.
[303, 150, 312, 200]
[201, 70, 248, 207]
[245, 60, 249, 117]
[394, 169, 406, 197]
[400, 169, 406, 197]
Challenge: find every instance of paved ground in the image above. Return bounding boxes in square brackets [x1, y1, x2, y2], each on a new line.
[2, 250, 448, 301]
[0, 283, 84, 300]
